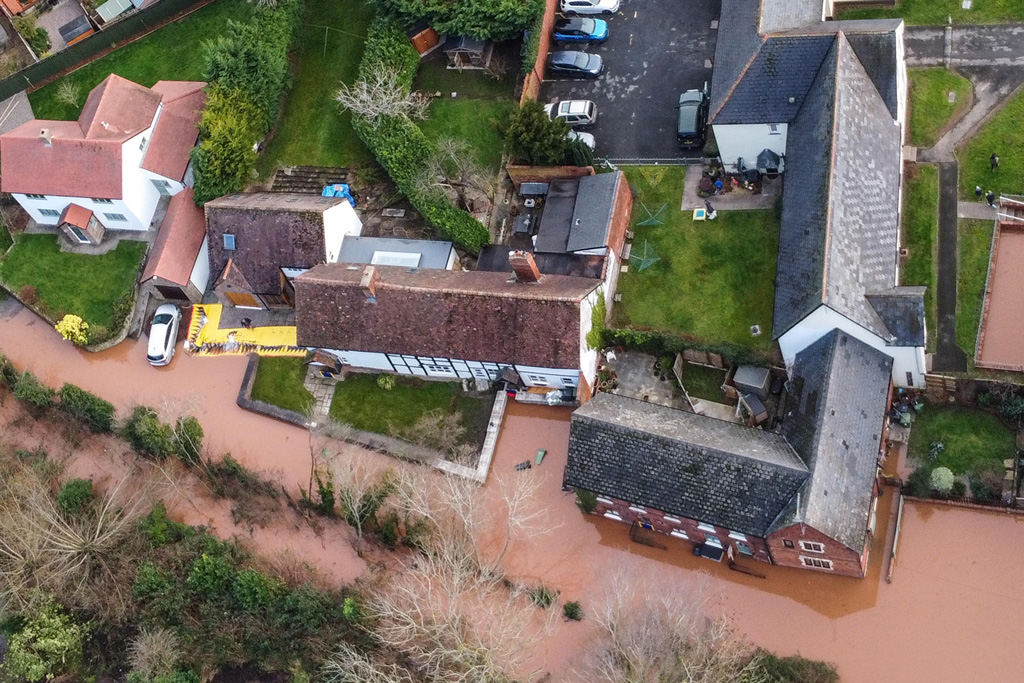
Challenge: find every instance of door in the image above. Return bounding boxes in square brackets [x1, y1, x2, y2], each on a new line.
[155, 284, 189, 302]
[225, 291, 261, 308]
[66, 224, 91, 244]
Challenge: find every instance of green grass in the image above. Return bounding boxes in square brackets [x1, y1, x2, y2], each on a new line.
[414, 60, 516, 174]
[959, 83, 1024, 199]
[0, 234, 145, 329]
[900, 164, 939, 352]
[29, 0, 253, 120]
[256, 3, 376, 177]
[908, 69, 972, 149]
[908, 405, 1014, 475]
[837, 0, 1024, 24]
[0, 222, 11, 253]
[250, 357, 313, 414]
[956, 218, 995, 359]
[612, 167, 778, 352]
[679, 363, 727, 402]
[329, 374, 492, 448]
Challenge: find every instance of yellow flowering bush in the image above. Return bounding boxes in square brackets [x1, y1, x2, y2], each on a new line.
[55, 314, 89, 346]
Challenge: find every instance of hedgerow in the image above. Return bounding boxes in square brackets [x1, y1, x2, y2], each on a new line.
[58, 383, 115, 433]
[370, 0, 544, 41]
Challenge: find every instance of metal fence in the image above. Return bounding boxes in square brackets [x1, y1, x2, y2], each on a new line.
[0, 0, 210, 101]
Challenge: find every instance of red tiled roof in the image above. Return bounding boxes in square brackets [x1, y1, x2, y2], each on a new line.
[295, 263, 601, 369]
[78, 74, 161, 141]
[59, 203, 93, 229]
[0, 0, 37, 17]
[142, 188, 206, 286]
[141, 82, 206, 181]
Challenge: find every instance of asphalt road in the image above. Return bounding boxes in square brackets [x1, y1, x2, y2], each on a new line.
[540, 0, 721, 162]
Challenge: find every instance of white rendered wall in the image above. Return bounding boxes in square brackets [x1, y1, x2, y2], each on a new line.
[322, 202, 363, 263]
[713, 123, 788, 172]
[119, 131, 161, 231]
[189, 236, 211, 294]
[578, 285, 603, 389]
[13, 193, 144, 229]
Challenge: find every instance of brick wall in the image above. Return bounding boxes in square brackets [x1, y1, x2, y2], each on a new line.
[766, 523, 868, 578]
[589, 494, 773, 564]
[521, 0, 559, 103]
[605, 172, 634, 259]
[507, 164, 595, 188]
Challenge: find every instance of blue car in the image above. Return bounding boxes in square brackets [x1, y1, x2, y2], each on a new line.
[552, 17, 609, 43]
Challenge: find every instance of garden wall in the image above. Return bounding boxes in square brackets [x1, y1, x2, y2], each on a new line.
[520, 0, 557, 103]
[506, 164, 594, 188]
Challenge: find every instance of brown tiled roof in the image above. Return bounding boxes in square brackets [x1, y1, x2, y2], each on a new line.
[141, 81, 206, 181]
[78, 74, 161, 141]
[295, 263, 601, 369]
[215, 259, 253, 291]
[143, 188, 206, 286]
[58, 203, 92, 229]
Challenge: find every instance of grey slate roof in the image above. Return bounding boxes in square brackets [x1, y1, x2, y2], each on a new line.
[337, 236, 453, 270]
[534, 179, 578, 253]
[534, 172, 623, 254]
[476, 246, 606, 279]
[772, 32, 902, 340]
[775, 329, 892, 551]
[709, 0, 764, 121]
[759, 0, 824, 37]
[867, 287, 927, 347]
[566, 393, 809, 537]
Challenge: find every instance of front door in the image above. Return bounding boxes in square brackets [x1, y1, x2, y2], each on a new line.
[66, 224, 90, 244]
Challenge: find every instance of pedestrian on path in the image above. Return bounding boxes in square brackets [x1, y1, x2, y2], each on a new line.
[976, 185, 983, 200]
[991, 153, 999, 171]
[987, 190, 996, 208]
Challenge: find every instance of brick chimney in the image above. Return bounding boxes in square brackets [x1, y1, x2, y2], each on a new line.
[360, 265, 381, 299]
[39, 128, 52, 147]
[509, 250, 541, 283]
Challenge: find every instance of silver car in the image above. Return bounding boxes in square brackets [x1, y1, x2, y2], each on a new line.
[147, 303, 182, 366]
[560, 0, 620, 15]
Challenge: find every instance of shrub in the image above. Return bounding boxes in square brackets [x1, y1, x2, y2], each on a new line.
[140, 502, 193, 547]
[970, 473, 1000, 503]
[999, 394, 1024, 425]
[14, 371, 55, 410]
[58, 383, 115, 432]
[371, 0, 544, 41]
[756, 650, 839, 683]
[18, 285, 38, 305]
[951, 480, 967, 497]
[56, 478, 94, 515]
[110, 292, 135, 335]
[586, 294, 606, 350]
[234, 568, 284, 613]
[563, 601, 583, 621]
[191, 86, 263, 204]
[529, 584, 558, 609]
[123, 406, 176, 459]
[55, 314, 89, 345]
[576, 488, 598, 513]
[3, 600, 90, 683]
[905, 467, 932, 498]
[173, 416, 204, 467]
[521, 10, 544, 73]
[376, 374, 396, 391]
[504, 99, 571, 165]
[187, 553, 237, 601]
[12, 15, 50, 57]
[930, 466, 955, 494]
[0, 351, 19, 387]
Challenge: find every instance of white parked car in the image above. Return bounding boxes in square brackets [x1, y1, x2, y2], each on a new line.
[560, 0, 619, 15]
[545, 99, 598, 127]
[147, 303, 182, 367]
[568, 130, 596, 150]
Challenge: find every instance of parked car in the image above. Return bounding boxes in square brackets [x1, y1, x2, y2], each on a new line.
[147, 303, 182, 367]
[553, 17, 609, 43]
[568, 130, 596, 150]
[677, 86, 709, 148]
[545, 99, 598, 127]
[548, 50, 604, 78]
[560, 0, 619, 15]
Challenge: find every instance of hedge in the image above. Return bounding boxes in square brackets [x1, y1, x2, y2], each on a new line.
[13, 371, 55, 411]
[370, 0, 543, 41]
[351, 18, 491, 253]
[602, 327, 770, 368]
[58, 383, 115, 433]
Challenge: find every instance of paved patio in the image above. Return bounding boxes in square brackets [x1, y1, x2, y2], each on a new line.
[606, 350, 687, 410]
[34, 0, 90, 52]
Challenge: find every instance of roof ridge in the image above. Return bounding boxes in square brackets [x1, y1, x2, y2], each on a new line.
[816, 35, 842, 307]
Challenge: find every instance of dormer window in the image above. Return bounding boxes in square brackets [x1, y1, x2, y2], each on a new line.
[768, 123, 780, 135]
[223, 234, 236, 250]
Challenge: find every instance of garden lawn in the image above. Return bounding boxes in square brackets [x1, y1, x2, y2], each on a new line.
[907, 405, 1014, 475]
[250, 357, 313, 414]
[900, 164, 939, 352]
[959, 84, 1024, 199]
[0, 234, 145, 329]
[956, 219, 995, 359]
[837, 0, 1024, 24]
[414, 61, 516, 174]
[329, 374, 492, 448]
[907, 69, 972, 149]
[0, 221, 11, 253]
[613, 167, 778, 352]
[680, 363, 727, 402]
[29, 0, 253, 120]
[256, 2, 375, 176]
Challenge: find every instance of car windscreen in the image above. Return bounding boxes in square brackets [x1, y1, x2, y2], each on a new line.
[153, 313, 173, 325]
[574, 53, 590, 68]
[579, 18, 595, 32]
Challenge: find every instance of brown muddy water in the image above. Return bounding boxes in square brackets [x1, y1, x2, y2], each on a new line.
[3, 304, 1024, 681]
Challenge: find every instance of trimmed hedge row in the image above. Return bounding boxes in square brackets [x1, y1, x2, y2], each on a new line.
[58, 383, 115, 433]
[351, 18, 491, 253]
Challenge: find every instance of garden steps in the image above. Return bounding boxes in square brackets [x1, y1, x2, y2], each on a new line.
[269, 166, 350, 194]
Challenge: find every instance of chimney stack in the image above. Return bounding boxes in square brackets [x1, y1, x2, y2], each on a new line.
[360, 265, 381, 300]
[39, 128, 52, 147]
[509, 250, 541, 283]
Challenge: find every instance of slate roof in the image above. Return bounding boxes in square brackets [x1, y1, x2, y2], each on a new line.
[709, 0, 763, 120]
[534, 172, 623, 254]
[772, 32, 902, 340]
[566, 392, 809, 537]
[775, 329, 892, 550]
[295, 263, 601, 370]
[476, 246, 606, 279]
[866, 287, 927, 347]
[337, 236, 453, 270]
[143, 188, 206, 286]
[759, 0, 824, 36]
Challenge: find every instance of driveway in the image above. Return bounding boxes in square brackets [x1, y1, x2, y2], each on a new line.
[540, 0, 720, 162]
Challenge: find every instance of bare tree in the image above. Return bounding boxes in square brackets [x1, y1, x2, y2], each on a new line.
[327, 447, 396, 539]
[129, 627, 182, 680]
[56, 81, 81, 107]
[320, 643, 414, 683]
[336, 65, 431, 123]
[414, 136, 495, 212]
[579, 567, 768, 683]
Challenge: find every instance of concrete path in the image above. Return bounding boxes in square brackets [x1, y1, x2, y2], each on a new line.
[303, 367, 336, 421]
[958, 200, 999, 219]
[906, 24, 1024, 67]
[680, 165, 779, 211]
[933, 162, 968, 372]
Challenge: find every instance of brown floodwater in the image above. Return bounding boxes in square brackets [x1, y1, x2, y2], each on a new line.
[977, 225, 1024, 368]
[4, 304, 1024, 681]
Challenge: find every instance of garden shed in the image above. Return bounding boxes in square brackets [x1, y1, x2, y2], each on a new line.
[444, 36, 493, 70]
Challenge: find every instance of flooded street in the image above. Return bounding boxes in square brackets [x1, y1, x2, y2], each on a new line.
[3, 302, 1024, 681]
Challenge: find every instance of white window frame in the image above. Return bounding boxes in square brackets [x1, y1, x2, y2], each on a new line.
[596, 496, 614, 505]
[663, 515, 681, 523]
[704, 534, 723, 549]
[628, 505, 646, 514]
[670, 529, 689, 540]
[103, 212, 128, 222]
[799, 556, 833, 570]
[799, 540, 826, 554]
[768, 123, 781, 135]
[39, 208, 60, 217]
[728, 531, 747, 541]
[697, 522, 716, 533]
[603, 510, 622, 521]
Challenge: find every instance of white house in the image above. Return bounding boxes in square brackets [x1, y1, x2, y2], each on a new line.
[0, 75, 206, 236]
[294, 252, 603, 396]
[140, 188, 210, 304]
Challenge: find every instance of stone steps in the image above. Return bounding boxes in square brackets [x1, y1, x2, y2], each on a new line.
[270, 166, 350, 195]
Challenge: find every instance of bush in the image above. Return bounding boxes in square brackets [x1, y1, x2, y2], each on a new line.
[586, 294, 606, 350]
[371, 0, 544, 41]
[529, 584, 558, 609]
[521, 10, 544, 73]
[0, 351, 19, 388]
[3, 600, 90, 682]
[905, 467, 932, 498]
[173, 416, 204, 467]
[930, 466, 955, 494]
[999, 394, 1024, 425]
[576, 488, 598, 513]
[55, 314, 90, 345]
[191, 86, 263, 204]
[122, 406, 176, 459]
[187, 553, 237, 601]
[951, 480, 967, 497]
[58, 383, 115, 432]
[756, 651, 839, 683]
[376, 374, 396, 391]
[56, 478, 94, 515]
[12, 15, 50, 57]
[504, 99, 571, 165]
[18, 285, 38, 305]
[233, 568, 284, 613]
[140, 502, 193, 547]
[563, 601, 583, 621]
[14, 371, 55, 410]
